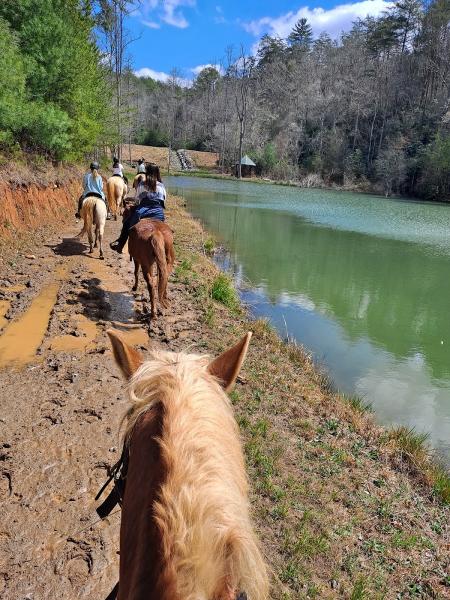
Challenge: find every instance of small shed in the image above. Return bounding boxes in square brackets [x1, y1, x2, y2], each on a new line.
[235, 154, 256, 178]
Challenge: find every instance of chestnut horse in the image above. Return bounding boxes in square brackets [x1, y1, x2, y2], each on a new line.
[128, 220, 171, 318]
[123, 202, 175, 279]
[106, 329, 269, 600]
[106, 176, 128, 220]
[76, 195, 107, 259]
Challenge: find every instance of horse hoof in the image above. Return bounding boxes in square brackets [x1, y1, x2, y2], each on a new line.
[94, 243, 98, 248]
[99, 254, 105, 260]
[89, 248, 93, 254]
[132, 285, 137, 292]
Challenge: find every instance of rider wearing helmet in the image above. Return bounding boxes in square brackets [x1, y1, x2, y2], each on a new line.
[112, 156, 129, 185]
[76, 162, 108, 218]
[110, 163, 166, 254]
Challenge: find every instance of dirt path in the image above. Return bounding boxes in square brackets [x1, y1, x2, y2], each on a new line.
[0, 209, 206, 599]
[1, 199, 449, 599]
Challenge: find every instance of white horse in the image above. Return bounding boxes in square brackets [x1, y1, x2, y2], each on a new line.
[76, 196, 107, 259]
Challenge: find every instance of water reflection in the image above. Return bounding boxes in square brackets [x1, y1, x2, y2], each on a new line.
[169, 177, 450, 463]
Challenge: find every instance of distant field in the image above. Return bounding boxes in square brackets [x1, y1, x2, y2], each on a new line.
[119, 145, 172, 170]
[187, 150, 219, 169]
[118, 144, 219, 171]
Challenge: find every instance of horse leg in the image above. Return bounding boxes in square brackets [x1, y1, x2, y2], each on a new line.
[94, 229, 98, 248]
[143, 267, 157, 319]
[132, 260, 139, 291]
[98, 228, 104, 260]
[98, 212, 106, 260]
[88, 226, 94, 253]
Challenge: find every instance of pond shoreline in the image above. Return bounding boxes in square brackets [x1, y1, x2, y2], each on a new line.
[169, 170, 450, 205]
[169, 195, 449, 597]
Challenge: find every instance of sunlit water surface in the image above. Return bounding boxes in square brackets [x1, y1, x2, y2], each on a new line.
[168, 176, 450, 465]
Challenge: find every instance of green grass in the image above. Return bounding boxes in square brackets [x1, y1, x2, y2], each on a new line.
[203, 236, 215, 255]
[389, 426, 450, 504]
[210, 272, 239, 311]
[350, 578, 369, 600]
[390, 427, 429, 459]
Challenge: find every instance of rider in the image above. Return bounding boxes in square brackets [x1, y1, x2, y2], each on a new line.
[137, 158, 146, 174]
[135, 163, 166, 207]
[76, 162, 108, 218]
[110, 163, 166, 254]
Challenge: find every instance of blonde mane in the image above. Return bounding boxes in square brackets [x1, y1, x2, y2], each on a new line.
[123, 348, 269, 600]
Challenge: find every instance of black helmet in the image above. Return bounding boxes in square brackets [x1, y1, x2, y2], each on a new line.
[90, 161, 99, 170]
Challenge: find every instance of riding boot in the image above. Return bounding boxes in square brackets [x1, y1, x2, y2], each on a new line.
[110, 230, 128, 254]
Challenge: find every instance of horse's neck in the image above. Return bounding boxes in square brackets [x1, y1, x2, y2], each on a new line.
[119, 407, 179, 600]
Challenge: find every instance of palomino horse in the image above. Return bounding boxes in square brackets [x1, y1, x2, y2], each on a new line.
[106, 176, 128, 220]
[105, 329, 269, 600]
[76, 196, 107, 259]
[128, 220, 172, 318]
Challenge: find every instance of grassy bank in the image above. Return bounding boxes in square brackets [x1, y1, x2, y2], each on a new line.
[168, 196, 449, 599]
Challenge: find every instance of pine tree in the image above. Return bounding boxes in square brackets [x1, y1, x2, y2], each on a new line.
[288, 18, 313, 50]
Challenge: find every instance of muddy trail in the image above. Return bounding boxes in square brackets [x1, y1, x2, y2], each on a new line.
[0, 211, 206, 599]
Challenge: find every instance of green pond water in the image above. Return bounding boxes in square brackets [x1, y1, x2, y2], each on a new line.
[168, 176, 450, 464]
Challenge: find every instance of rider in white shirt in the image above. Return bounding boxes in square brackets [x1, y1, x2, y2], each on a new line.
[112, 157, 124, 177]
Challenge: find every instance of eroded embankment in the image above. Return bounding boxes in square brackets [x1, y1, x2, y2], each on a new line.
[0, 162, 82, 238]
[0, 181, 448, 599]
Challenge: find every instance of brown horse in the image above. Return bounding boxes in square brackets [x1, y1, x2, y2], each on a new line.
[106, 329, 269, 600]
[122, 203, 175, 278]
[106, 176, 128, 220]
[133, 173, 145, 191]
[128, 220, 170, 318]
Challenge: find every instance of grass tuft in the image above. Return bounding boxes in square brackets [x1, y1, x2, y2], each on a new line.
[390, 426, 429, 461]
[211, 272, 239, 311]
[389, 426, 450, 504]
[203, 236, 215, 255]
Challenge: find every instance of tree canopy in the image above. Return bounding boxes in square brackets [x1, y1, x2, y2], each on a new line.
[0, 0, 109, 159]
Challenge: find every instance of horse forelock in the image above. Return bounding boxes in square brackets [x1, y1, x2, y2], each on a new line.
[122, 349, 269, 600]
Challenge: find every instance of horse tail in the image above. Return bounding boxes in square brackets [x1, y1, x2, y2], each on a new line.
[106, 178, 117, 216]
[151, 230, 168, 305]
[76, 198, 94, 238]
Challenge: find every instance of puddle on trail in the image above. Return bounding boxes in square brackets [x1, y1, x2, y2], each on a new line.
[49, 314, 98, 353]
[0, 250, 149, 369]
[88, 258, 136, 324]
[0, 266, 68, 369]
[109, 323, 149, 347]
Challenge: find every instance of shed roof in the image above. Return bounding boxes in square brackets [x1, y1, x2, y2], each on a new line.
[240, 154, 256, 166]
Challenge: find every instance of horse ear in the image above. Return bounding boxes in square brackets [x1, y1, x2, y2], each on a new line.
[208, 332, 252, 392]
[107, 329, 143, 380]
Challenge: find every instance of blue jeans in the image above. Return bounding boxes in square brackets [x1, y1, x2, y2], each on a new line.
[117, 206, 164, 246]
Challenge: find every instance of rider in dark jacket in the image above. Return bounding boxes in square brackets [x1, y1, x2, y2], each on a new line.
[110, 164, 166, 254]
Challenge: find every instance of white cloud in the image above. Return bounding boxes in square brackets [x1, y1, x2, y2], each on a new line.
[214, 5, 226, 24]
[134, 67, 192, 87]
[243, 0, 392, 40]
[191, 63, 224, 76]
[139, 0, 196, 29]
[134, 67, 171, 82]
[142, 20, 160, 29]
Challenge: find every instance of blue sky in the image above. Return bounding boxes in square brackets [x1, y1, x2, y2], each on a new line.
[129, 0, 391, 82]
